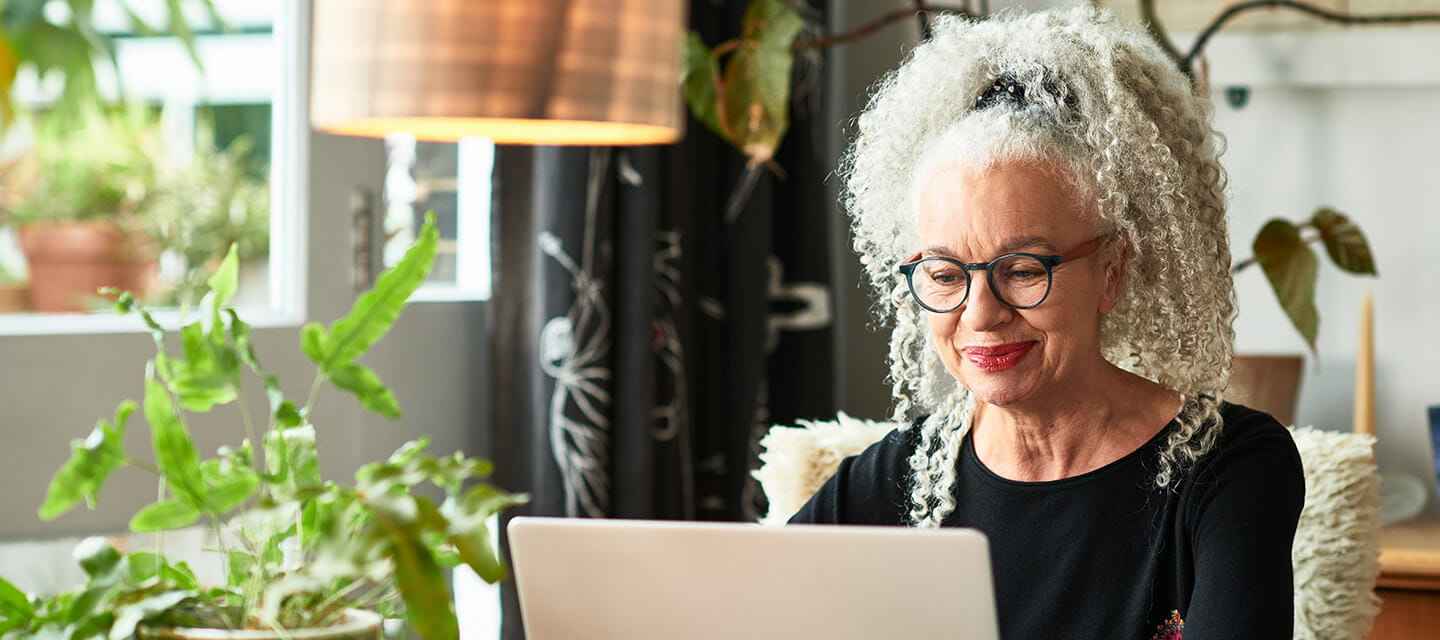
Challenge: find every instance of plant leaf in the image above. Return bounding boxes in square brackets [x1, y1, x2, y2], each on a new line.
[145, 371, 208, 509]
[309, 215, 438, 373]
[200, 457, 259, 515]
[0, 574, 33, 623]
[1311, 207, 1377, 276]
[130, 498, 201, 533]
[108, 590, 192, 640]
[170, 323, 239, 412]
[326, 362, 402, 419]
[720, 0, 803, 165]
[263, 425, 320, 500]
[372, 502, 459, 640]
[300, 322, 328, 365]
[1254, 218, 1320, 350]
[207, 244, 240, 305]
[39, 400, 135, 520]
[73, 537, 121, 578]
[681, 32, 725, 140]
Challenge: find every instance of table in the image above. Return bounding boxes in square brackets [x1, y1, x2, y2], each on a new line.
[1370, 518, 1440, 638]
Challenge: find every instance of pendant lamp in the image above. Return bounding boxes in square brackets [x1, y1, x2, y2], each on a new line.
[311, 0, 685, 145]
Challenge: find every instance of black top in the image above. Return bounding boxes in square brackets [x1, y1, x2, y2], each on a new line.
[789, 403, 1305, 640]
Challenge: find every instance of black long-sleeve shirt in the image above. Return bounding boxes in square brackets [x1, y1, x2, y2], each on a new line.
[789, 402, 1305, 640]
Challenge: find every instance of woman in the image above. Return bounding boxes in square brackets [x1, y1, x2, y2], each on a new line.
[790, 7, 1305, 639]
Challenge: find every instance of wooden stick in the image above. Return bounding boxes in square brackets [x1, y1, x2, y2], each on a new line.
[1354, 291, 1375, 436]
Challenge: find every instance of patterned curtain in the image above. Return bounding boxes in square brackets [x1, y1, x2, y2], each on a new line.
[488, 1, 835, 635]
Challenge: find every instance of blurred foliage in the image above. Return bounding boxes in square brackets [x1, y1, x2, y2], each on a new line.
[147, 125, 269, 306]
[0, 0, 223, 128]
[3, 106, 159, 230]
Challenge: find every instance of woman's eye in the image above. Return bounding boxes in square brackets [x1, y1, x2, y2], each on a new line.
[924, 268, 963, 286]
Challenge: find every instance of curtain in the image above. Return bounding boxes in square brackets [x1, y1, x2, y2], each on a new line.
[488, 1, 835, 636]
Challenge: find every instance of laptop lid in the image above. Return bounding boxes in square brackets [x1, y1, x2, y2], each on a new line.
[507, 517, 999, 640]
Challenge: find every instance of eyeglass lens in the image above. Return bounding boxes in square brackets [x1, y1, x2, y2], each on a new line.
[913, 255, 1052, 310]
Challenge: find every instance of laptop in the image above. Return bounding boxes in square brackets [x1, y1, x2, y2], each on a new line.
[507, 517, 999, 640]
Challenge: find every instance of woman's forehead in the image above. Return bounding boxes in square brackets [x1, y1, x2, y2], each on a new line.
[915, 161, 1093, 254]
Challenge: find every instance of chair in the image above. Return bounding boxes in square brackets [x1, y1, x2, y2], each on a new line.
[753, 414, 1382, 640]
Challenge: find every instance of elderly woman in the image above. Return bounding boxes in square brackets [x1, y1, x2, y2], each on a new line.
[790, 7, 1305, 639]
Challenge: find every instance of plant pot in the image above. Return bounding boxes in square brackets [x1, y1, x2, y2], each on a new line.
[141, 610, 382, 640]
[1229, 354, 1304, 426]
[17, 221, 157, 313]
[0, 283, 27, 313]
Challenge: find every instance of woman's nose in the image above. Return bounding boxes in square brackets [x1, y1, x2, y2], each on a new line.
[960, 273, 1013, 332]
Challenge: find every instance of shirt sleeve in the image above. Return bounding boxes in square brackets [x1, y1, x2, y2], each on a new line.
[1181, 415, 1306, 639]
[787, 427, 915, 526]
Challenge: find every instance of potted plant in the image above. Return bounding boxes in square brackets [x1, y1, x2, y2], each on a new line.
[0, 215, 526, 640]
[145, 127, 270, 308]
[0, 260, 25, 312]
[9, 109, 162, 313]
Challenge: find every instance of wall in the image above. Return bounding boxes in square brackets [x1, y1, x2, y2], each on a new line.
[825, 2, 1440, 512]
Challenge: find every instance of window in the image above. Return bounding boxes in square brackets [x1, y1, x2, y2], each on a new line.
[0, 0, 303, 331]
[383, 134, 494, 302]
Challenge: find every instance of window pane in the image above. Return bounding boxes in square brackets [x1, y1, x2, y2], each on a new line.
[383, 135, 493, 301]
[0, 0, 284, 318]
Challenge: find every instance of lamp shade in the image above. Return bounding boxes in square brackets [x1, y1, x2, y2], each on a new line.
[310, 0, 685, 145]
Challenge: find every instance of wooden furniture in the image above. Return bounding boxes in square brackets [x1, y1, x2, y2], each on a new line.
[1370, 517, 1440, 638]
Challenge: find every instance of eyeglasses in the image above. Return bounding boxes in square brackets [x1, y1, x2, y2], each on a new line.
[898, 236, 1109, 312]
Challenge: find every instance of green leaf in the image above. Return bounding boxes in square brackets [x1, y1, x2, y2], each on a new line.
[1311, 207, 1377, 276]
[1254, 218, 1320, 349]
[227, 552, 256, 589]
[207, 243, 240, 308]
[39, 400, 135, 520]
[263, 425, 320, 500]
[300, 322, 328, 364]
[719, 0, 803, 165]
[125, 552, 164, 583]
[73, 537, 121, 579]
[145, 372, 208, 509]
[326, 362, 402, 419]
[373, 506, 458, 640]
[308, 215, 438, 372]
[442, 483, 527, 584]
[170, 323, 239, 412]
[129, 499, 200, 533]
[0, 575, 33, 623]
[108, 590, 191, 640]
[200, 457, 259, 515]
[682, 32, 725, 140]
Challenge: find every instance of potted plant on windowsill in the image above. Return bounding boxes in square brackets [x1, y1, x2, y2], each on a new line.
[8, 110, 162, 313]
[145, 128, 271, 309]
[0, 215, 526, 640]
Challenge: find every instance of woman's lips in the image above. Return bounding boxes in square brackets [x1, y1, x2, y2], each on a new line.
[963, 341, 1036, 372]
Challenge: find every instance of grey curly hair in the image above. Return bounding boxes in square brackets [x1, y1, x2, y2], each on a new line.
[841, 7, 1235, 527]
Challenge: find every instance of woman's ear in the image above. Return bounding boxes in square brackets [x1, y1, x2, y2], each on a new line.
[1098, 243, 1129, 314]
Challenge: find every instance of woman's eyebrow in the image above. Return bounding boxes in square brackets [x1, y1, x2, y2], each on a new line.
[921, 237, 1058, 260]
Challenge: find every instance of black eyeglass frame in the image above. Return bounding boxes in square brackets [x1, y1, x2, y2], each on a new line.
[897, 236, 1108, 313]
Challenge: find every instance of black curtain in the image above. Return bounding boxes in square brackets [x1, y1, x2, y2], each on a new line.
[489, 1, 835, 635]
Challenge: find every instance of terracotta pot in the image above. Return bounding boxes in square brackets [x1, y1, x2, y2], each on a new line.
[0, 284, 27, 313]
[1229, 354, 1304, 426]
[141, 610, 382, 640]
[17, 221, 157, 313]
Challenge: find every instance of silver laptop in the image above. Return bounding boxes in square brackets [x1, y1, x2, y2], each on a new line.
[507, 517, 999, 640]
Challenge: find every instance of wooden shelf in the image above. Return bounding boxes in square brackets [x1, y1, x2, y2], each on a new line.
[1378, 518, 1440, 590]
[1371, 518, 1440, 639]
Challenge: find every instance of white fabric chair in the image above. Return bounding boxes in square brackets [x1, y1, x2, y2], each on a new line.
[753, 414, 1382, 640]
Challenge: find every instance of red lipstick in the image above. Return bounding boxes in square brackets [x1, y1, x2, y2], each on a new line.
[963, 342, 1036, 372]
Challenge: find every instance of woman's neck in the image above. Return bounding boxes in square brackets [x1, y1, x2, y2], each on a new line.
[969, 364, 1179, 482]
